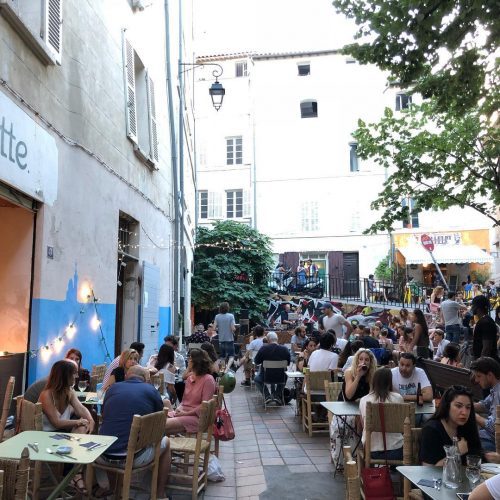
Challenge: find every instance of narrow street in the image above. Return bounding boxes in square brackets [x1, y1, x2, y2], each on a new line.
[202, 372, 345, 500]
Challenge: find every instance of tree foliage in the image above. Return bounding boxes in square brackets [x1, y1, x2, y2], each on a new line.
[332, 0, 499, 117]
[374, 254, 393, 281]
[191, 220, 274, 321]
[356, 100, 500, 233]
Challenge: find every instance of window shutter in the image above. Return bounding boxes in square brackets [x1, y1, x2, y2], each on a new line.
[146, 73, 159, 162]
[44, 0, 63, 63]
[123, 36, 138, 143]
[243, 190, 251, 218]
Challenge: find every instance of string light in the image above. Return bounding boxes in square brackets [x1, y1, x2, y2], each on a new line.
[90, 314, 101, 331]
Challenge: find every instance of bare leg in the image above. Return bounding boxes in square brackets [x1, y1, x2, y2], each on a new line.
[165, 418, 187, 435]
[157, 439, 171, 496]
[225, 356, 235, 373]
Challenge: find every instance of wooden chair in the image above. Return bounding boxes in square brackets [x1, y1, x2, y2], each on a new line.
[403, 416, 423, 499]
[0, 376, 15, 442]
[15, 397, 43, 500]
[324, 381, 343, 426]
[213, 386, 224, 457]
[168, 398, 217, 500]
[495, 405, 500, 454]
[344, 445, 360, 500]
[85, 410, 166, 500]
[0, 469, 3, 498]
[91, 363, 107, 383]
[150, 372, 166, 396]
[88, 374, 99, 392]
[0, 447, 30, 499]
[301, 370, 331, 437]
[187, 343, 202, 352]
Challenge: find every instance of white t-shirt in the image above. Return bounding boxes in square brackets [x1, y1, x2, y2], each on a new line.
[248, 338, 264, 352]
[322, 314, 349, 337]
[336, 338, 348, 351]
[343, 355, 354, 373]
[146, 356, 176, 384]
[486, 474, 500, 498]
[391, 367, 431, 397]
[359, 392, 405, 451]
[308, 349, 338, 371]
[434, 339, 450, 360]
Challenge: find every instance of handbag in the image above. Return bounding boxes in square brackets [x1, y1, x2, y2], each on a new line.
[361, 403, 395, 500]
[213, 396, 235, 441]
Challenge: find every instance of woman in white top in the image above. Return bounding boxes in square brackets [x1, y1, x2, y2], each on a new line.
[147, 344, 177, 401]
[359, 367, 404, 460]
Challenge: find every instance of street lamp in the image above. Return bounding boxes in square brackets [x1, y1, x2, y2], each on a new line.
[180, 63, 225, 111]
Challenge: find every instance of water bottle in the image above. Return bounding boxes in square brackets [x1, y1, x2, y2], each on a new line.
[443, 445, 460, 489]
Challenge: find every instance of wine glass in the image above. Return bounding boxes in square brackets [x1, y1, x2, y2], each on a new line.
[78, 380, 87, 393]
[466, 455, 481, 490]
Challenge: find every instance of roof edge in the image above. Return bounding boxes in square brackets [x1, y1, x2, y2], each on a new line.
[196, 49, 341, 63]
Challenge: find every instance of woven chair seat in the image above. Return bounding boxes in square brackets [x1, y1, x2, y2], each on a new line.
[170, 437, 210, 453]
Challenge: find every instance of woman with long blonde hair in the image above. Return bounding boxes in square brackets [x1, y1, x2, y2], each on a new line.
[102, 349, 139, 391]
[342, 348, 376, 401]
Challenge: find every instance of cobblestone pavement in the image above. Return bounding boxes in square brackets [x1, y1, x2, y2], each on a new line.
[201, 376, 345, 500]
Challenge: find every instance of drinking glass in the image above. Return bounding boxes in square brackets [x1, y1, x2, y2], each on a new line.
[78, 380, 87, 392]
[466, 455, 481, 490]
[153, 377, 161, 391]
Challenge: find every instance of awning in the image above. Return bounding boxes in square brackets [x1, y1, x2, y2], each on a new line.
[397, 244, 493, 265]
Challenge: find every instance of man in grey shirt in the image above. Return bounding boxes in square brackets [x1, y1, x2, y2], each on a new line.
[214, 301, 236, 371]
[440, 291, 467, 343]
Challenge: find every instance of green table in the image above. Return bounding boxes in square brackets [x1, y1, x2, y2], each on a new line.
[0, 430, 116, 500]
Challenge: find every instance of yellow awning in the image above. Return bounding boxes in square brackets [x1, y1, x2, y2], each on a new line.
[397, 244, 493, 265]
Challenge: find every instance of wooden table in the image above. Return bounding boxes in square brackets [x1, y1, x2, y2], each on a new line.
[321, 400, 436, 416]
[0, 430, 116, 500]
[397, 465, 471, 499]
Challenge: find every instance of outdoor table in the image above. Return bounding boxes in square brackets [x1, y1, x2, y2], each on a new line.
[285, 371, 304, 379]
[0, 430, 116, 500]
[397, 465, 471, 500]
[321, 401, 436, 416]
[76, 391, 102, 404]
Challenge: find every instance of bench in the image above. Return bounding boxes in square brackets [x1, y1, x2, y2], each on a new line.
[418, 358, 483, 401]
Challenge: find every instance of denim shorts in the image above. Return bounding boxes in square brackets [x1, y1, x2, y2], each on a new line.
[220, 341, 235, 358]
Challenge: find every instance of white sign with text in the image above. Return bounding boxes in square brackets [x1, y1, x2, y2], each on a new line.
[0, 91, 58, 205]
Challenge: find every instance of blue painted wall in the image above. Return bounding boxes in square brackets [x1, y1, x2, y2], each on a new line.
[28, 270, 116, 384]
[159, 306, 171, 340]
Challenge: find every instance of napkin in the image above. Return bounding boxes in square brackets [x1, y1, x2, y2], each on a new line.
[50, 434, 68, 440]
[80, 441, 99, 449]
[417, 479, 435, 487]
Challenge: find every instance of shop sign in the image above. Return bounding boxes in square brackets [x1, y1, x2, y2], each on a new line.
[413, 232, 462, 246]
[0, 91, 58, 205]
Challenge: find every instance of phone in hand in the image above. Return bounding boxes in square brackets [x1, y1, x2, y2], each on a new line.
[456, 494, 469, 500]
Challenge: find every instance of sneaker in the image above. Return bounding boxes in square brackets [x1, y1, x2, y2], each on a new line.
[273, 397, 284, 405]
[229, 360, 240, 372]
[265, 397, 273, 405]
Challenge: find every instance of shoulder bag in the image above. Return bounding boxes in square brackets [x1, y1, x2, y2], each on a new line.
[213, 396, 235, 441]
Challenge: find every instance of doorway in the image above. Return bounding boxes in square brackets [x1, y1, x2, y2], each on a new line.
[342, 252, 359, 297]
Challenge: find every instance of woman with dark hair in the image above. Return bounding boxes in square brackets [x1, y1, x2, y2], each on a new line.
[147, 344, 177, 400]
[39, 360, 95, 493]
[65, 348, 90, 390]
[440, 343, 463, 367]
[296, 337, 318, 372]
[400, 308, 412, 328]
[340, 340, 364, 372]
[359, 367, 404, 459]
[200, 342, 221, 377]
[420, 385, 482, 465]
[165, 349, 217, 435]
[409, 308, 430, 357]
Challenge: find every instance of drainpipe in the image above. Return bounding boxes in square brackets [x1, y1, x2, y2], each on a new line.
[164, 0, 179, 338]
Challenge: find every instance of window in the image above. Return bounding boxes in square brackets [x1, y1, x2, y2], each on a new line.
[0, 0, 63, 64]
[226, 190, 243, 218]
[298, 63, 310, 76]
[199, 191, 208, 219]
[395, 93, 412, 111]
[301, 201, 319, 232]
[300, 100, 318, 118]
[226, 136, 243, 165]
[123, 35, 159, 165]
[118, 212, 139, 259]
[235, 61, 248, 77]
[349, 143, 359, 172]
[402, 197, 419, 228]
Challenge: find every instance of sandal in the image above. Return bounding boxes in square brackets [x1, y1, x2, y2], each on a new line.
[70, 474, 88, 495]
[92, 484, 113, 498]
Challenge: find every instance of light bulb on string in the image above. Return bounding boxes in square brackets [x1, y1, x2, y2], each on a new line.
[66, 323, 76, 339]
[90, 314, 101, 331]
[41, 345, 51, 362]
[54, 336, 64, 353]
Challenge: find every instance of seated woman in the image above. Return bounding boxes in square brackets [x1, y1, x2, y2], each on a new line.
[296, 337, 318, 372]
[359, 367, 404, 460]
[396, 326, 413, 355]
[165, 349, 217, 435]
[440, 343, 463, 367]
[420, 385, 481, 465]
[340, 340, 364, 373]
[102, 349, 139, 391]
[147, 344, 177, 401]
[65, 348, 90, 391]
[200, 342, 221, 378]
[378, 329, 394, 351]
[39, 359, 95, 494]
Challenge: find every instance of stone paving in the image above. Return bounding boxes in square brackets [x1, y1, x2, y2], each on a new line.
[201, 377, 345, 500]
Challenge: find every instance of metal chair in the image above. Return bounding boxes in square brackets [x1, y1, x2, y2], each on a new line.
[261, 360, 288, 409]
[0, 376, 15, 442]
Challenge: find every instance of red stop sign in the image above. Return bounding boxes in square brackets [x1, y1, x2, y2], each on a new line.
[421, 234, 434, 252]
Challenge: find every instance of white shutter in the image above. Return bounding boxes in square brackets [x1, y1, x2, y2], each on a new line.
[243, 190, 251, 218]
[140, 261, 160, 364]
[123, 35, 138, 143]
[146, 73, 159, 162]
[44, 0, 63, 63]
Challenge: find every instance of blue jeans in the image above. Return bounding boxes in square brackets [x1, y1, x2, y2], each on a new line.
[479, 429, 496, 452]
[445, 324, 461, 343]
[220, 341, 235, 358]
[254, 372, 284, 400]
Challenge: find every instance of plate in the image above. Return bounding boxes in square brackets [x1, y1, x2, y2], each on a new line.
[56, 446, 73, 454]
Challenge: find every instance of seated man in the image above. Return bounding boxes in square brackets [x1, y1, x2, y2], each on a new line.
[391, 353, 433, 403]
[432, 329, 449, 361]
[471, 357, 500, 453]
[97, 365, 171, 498]
[254, 331, 290, 405]
[290, 325, 307, 361]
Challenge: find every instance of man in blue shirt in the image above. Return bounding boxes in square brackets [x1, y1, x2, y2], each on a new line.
[471, 357, 500, 453]
[96, 365, 171, 497]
